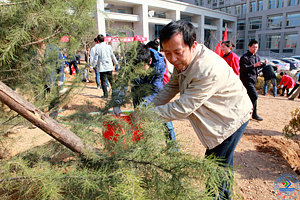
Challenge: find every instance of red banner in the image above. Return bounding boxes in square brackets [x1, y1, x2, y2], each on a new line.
[104, 36, 147, 42]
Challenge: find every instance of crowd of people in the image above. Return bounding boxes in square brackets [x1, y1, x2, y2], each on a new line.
[47, 20, 299, 199]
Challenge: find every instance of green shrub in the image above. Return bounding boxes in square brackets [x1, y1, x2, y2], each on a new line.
[283, 108, 300, 138]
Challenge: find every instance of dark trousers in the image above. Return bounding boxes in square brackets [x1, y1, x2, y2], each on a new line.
[100, 71, 113, 97]
[288, 84, 299, 97]
[205, 121, 249, 200]
[243, 82, 258, 117]
[281, 86, 290, 96]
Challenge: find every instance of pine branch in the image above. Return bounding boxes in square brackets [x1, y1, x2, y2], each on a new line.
[0, 1, 29, 6]
[21, 28, 62, 47]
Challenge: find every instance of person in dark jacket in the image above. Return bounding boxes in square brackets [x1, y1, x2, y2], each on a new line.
[262, 64, 277, 97]
[240, 40, 267, 121]
[113, 43, 177, 147]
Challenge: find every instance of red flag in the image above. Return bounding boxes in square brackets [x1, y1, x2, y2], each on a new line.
[214, 27, 227, 57]
[223, 27, 227, 42]
[214, 41, 223, 57]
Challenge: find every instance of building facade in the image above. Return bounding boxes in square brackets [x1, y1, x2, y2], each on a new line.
[180, 0, 300, 56]
[96, 0, 237, 50]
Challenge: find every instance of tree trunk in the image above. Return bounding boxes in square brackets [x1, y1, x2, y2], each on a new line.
[0, 81, 91, 154]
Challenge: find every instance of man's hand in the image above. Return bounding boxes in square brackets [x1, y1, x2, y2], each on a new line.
[113, 107, 122, 117]
[254, 59, 268, 67]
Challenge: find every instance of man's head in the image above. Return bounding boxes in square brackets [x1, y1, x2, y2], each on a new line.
[279, 72, 286, 76]
[97, 34, 105, 43]
[135, 42, 152, 70]
[248, 39, 259, 55]
[221, 41, 235, 54]
[159, 20, 197, 71]
[94, 38, 98, 44]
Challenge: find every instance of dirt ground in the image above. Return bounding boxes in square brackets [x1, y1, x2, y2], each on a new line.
[2, 64, 300, 200]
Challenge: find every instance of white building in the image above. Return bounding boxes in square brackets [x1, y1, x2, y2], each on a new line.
[96, 0, 237, 50]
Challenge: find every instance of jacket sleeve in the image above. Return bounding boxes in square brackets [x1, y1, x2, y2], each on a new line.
[153, 72, 219, 122]
[279, 76, 285, 86]
[232, 55, 240, 75]
[240, 56, 255, 72]
[143, 74, 164, 104]
[152, 72, 180, 106]
[89, 48, 95, 67]
[93, 47, 99, 67]
[110, 47, 118, 65]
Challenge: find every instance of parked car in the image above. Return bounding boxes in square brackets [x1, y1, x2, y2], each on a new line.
[291, 55, 300, 60]
[270, 59, 290, 71]
[279, 58, 298, 70]
[286, 57, 300, 67]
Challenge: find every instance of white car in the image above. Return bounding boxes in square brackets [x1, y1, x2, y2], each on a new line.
[285, 58, 300, 68]
[270, 59, 290, 71]
[291, 55, 300, 60]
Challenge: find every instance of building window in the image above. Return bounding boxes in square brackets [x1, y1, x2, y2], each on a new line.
[181, 14, 192, 22]
[117, 9, 126, 14]
[235, 5, 241, 15]
[267, 15, 283, 29]
[236, 39, 245, 49]
[207, 0, 211, 4]
[266, 35, 281, 49]
[213, 0, 217, 6]
[225, 6, 231, 14]
[288, 0, 297, 6]
[284, 34, 298, 48]
[241, 4, 246, 15]
[257, 0, 263, 11]
[250, 1, 256, 12]
[249, 17, 262, 30]
[195, 0, 203, 6]
[268, 0, 276, 9]
[237, 20, 245, 30]
[154, 12, 166, 18]
[277, 0, 284, 8]
[219, 0, 224, 6]
[155, 25, 164, 38]
[286, 12, 300, 27]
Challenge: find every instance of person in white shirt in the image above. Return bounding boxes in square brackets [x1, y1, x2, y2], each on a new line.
[90, 38, 101, 89]
[94, 34, 118, 98]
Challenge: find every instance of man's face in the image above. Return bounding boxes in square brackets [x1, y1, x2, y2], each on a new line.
[162, 33, 197, 71]
[248, 43, 259, 54]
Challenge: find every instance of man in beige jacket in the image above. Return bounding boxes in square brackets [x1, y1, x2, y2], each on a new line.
[152, 20, 253, 199]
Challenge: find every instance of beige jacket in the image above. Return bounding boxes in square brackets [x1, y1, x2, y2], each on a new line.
[152, 44, 252, 149]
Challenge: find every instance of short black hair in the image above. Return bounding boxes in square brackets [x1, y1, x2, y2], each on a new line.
[146, 40, 159, 51]
[134, 42, 151, 65]
[159, 20, 196, 50]
[94, 38, 98, 43]
[280, 72, 286, 76]
[97, 34, 105, 43]
[222, 40, 235, 48]
[248, 39, 258, 47]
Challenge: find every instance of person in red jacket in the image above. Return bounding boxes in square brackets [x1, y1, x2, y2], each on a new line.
[278, 72, 295, 96]
[221, 41, 240, 75]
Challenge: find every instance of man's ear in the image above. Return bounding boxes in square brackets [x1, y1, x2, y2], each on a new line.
[149, 58, 152, 65]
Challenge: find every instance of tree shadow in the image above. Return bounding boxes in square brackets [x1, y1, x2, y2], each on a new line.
[244, 128, 283, 137]
[81, 94, 101, 99]
[63, 104, 100, 113]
